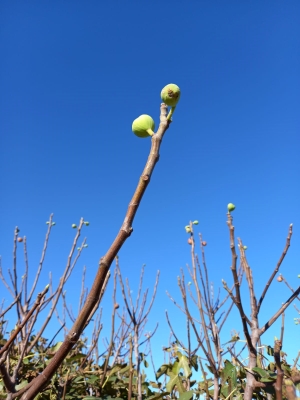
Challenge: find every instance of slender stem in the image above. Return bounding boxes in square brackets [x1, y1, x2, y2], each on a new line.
[18, 103, 171, 400]
[167, 106, 176, 120]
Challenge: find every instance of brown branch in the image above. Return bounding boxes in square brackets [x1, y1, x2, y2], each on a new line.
[259, 286, 300, 335]
[26, 232, 86, 353]
[238, 239, 258, 319]
[281, 275, 300, 302]
[99, 268, 118, 390]
[26, 215, 54, 308]
[0, 285, 49, 359]
[18, 103, 171, 400]
[0, 294, 21, 319]
[274, 340, 283, 400]
[257, 224, 293, 313]
[226, 213, 255, 354]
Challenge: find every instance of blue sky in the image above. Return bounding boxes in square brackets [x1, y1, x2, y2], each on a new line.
[1, 1, 300, 373]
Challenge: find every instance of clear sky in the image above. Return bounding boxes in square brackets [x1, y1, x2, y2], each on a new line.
[1, 1, 299, 373]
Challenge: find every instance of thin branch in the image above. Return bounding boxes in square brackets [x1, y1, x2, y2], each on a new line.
[257, 224, 293, 313]
[17, 103, 172, 400]
[26, 215, 54, 307]
[259, 286, 300, 335]
[0, 285, 49, 359]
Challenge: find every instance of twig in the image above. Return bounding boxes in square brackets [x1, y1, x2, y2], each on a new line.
[257, 224, 293, 313]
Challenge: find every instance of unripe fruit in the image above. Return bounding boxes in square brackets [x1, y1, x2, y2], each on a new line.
[185, 225, 191, 233]
[202, 241, 207, 246]
[193, 220, 199, 225]
[243, 246, 247, 250]
[72, 224, 77, 228]
[17, 237, 23, 243]
[277, 276, 283, 282]
[160, 84, 181, 107]
[132, 115, 155, 138]
[84, 221, 90, 226]
[227, 203, 235, 212]
[51, 222, 56, 226]
[187, 238, 193, 245]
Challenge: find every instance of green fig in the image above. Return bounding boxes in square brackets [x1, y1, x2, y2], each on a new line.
[72, 224, 77, 229]
[227, 203, 235, 212]
[161, 84, 181, 107]
[46, 221, 50, 225]
[84, 221, 90, 226]
[132, 115, 155, 138]
[193, 220, 199, 225]
[243, 246, 247, 250]
[83, 244, 88, 248]
[51, 222, 56, 226]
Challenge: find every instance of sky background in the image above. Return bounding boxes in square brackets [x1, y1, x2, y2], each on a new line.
[1, 0, 300, 376]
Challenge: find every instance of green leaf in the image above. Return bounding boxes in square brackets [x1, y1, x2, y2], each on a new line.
[15, 380, 28, 390]
[50, 341, 63, 353]
[147, 392, 170, 400]
[252, 367, 277, 382]
[179, 390, 194, 400]
[149, 381, 162, 389]
[176, 352, 192, 378]
[66, 353, 86, 362]
[266, 345, 274, 356]
[156, 364, 170, 379]
[191, 355, 198, 372]
[166, 373, 185, 394]
[221, 360, 237, 386]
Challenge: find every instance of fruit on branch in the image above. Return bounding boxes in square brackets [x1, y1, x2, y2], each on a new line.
[185, 225, 191, 233]
[243, 246, 247, 250]
[72, 224, 77, 228]
[132, 115, 155, 138]
[84, 221, 90, 226]
[202, 241, 207, 246]
[193, 220, 199, 225]
[277, 275, 283, 282]
[187, 238, 193, 245]
[161, 84, 181, 107]
[17, 237, 23, 243]
[227, 203, 235, 212]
